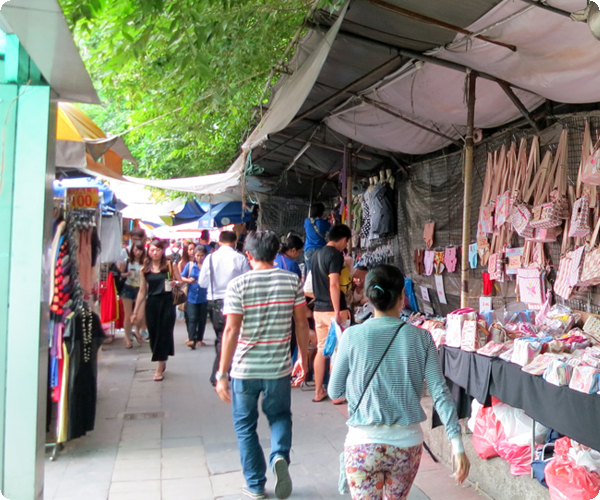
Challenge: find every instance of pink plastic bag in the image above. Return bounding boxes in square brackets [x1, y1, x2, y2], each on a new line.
[495, 440, 532, 476]
[472, 402, 505, 460]
[546, 459, 600, 500]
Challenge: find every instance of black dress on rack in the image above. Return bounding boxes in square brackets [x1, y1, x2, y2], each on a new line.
[64, 309, 105, 441]
[145, 271, 175, 362]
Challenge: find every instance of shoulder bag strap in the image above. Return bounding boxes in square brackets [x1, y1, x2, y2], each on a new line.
[310, 218, 326, 240]
[350, 323, 404, 413]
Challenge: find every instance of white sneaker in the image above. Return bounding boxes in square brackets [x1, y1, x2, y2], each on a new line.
[272, 456, 292, 499]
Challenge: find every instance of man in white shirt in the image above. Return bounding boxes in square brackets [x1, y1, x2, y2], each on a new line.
[198, 230, 251, 385]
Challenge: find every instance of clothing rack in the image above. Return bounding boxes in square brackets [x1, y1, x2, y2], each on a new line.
[47, 202, 103, 459]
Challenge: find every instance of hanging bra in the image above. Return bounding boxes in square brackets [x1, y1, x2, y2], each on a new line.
[424, 250, 435, 276]
[414, 249, 425, 275]
[423, 222, 435, 249]
[445, 247, 457, 273]
[468, 243, 478, 269]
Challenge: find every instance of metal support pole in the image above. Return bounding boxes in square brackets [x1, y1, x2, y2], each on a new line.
[497, 81, 541, 132]
[308, 178, 315, 217]
[461, 71, 477, 308]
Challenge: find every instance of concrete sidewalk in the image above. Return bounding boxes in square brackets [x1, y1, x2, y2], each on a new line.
[44, 321, 486, 500]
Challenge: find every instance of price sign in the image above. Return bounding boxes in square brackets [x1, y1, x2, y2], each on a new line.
[67, 188, 99, 209]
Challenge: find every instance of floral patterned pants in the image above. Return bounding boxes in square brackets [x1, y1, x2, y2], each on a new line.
[344, 443, 423, 500]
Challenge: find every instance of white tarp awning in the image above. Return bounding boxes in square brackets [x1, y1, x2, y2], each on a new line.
[324, 0, 598, 155]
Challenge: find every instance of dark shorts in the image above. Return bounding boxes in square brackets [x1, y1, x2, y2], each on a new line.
[121, 284, 139, 301]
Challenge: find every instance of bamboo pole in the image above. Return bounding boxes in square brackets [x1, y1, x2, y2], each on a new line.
[346, 142, 353, 254]
[461, 71, 477, 308]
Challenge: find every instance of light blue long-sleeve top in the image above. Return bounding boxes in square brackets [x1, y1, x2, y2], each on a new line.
[328, 316, 461, 441]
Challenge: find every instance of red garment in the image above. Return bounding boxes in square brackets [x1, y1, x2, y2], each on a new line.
[482, 272, 494, 296]
[115, 298, 124, 329]
[100, 272, 118, 323]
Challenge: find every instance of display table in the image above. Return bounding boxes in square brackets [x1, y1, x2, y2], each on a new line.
[440, 346, 600, 452]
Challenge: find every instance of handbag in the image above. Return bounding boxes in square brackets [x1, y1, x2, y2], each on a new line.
[446, 308, 476, 348]
[581, 126, 600, 185]
[517, 267, 545, 306]
[338, 323, 404, 495]
[168, 262, 188, 306]
[579, 218, 600, 287]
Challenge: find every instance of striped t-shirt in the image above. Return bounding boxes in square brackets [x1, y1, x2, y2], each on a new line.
[223, 268, 306, 379]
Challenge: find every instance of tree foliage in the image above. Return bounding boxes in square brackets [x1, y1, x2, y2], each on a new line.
[59, 0, 322, 178]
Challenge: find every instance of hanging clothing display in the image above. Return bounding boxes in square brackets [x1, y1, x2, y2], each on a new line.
[48, 204, 104, 448]
[100, 213, 122, 263]
[64, 308, 105, 441]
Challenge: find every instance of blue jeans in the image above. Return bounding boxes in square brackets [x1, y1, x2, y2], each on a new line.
[304, 248, 317, 274]
[231, 376, 292, 493]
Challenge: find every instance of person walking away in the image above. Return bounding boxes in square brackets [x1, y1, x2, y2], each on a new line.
[303, 203, 331, 273]
[131, 239, 181, 381]
[200, 229, 212, 255]
[310, 224, 351, 403]
[198, 230, 251, 385]
[274, 235, 303, 280]
[328, 264, 470, 500]
[215, 231, 310, 500]
[180, 245, 208, 349]
[119, 241, 146, 348]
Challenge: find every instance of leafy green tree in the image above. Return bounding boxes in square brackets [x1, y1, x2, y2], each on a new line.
[60, 0, 322, 178]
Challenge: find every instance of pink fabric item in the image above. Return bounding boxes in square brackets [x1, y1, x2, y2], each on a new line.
[445, 247, 457, 273]
[424, 250, 434, 276]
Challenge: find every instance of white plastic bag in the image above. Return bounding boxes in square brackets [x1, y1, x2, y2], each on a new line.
[493, 402, 548, 446]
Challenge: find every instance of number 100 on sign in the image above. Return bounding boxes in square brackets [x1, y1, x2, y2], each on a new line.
[67, 188, 99, 209]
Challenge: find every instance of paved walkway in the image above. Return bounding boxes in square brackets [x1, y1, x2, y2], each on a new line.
[44, 321, 486, 500]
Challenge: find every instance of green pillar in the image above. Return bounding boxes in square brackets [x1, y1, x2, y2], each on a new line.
[0, 33, 54, 500]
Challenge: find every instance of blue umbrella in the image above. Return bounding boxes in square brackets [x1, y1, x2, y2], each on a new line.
[197, 202, 253, 228]
[172, 200, 206, 225]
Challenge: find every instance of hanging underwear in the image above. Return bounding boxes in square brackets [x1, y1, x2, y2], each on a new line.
[414, 249, 425, 275]
[445, 247, 457, 273]
[423, 222, 435, 249]
[424, 250, 435, 276]
[482, 271, 494, 296]
[477, 236, 491, 266]
[468, 243, 478, 269]
[434, 250, 445, 275]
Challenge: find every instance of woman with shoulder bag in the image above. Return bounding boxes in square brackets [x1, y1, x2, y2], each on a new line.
[119, 241, 146, 348]
[328, 264, 470, 499]
[303, 203, 331, 273]
[180, 245, 208, 349]
[131, 239, 181, 381]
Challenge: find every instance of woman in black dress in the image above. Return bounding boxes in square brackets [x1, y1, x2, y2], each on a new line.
[131, 239, 180, 381]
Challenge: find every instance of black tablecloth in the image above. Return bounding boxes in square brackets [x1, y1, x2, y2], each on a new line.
[440, 346, 600, 452]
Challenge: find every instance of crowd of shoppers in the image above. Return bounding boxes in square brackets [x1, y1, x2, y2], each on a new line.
[114, 209, 469, 500]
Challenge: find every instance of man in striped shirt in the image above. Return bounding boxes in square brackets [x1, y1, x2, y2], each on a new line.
[216, 231, 310, 500]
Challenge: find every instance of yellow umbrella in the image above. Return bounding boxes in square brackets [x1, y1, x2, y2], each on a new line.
[56, 102, 137, 177]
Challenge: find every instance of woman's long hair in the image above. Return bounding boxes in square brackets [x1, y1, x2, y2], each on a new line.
[143, 239, 169, 273]
[180, 242, 192, 267]
[128, 241, 146, 265]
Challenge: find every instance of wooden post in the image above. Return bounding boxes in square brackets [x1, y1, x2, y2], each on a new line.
[461, 71, 477, 308]
[308, 178, 315, 217]
[346, 142, 353, 253]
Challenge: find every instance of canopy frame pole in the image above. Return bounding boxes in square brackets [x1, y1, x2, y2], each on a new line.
[461, 71, 477, 308]
[363, 97, 463, 146]
[289, 55, 402, 127]
[366, 0, 517, 52]
[519, 0, 572, 18]
[497, 81, 541, 132]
